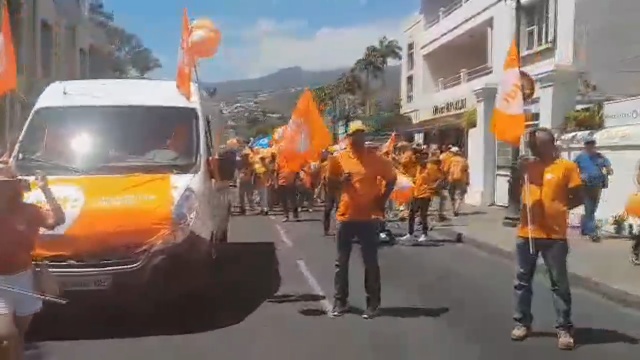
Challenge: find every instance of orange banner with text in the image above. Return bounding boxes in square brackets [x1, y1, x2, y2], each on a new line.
[24, 175, 174, 259]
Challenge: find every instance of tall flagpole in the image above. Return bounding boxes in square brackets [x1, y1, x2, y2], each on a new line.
[502, 0, 523, 227]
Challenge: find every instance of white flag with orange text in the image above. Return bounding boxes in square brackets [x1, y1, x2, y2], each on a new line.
[491, 39, 526, 147]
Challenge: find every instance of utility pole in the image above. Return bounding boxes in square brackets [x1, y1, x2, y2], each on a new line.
[502, 0, 523, 227]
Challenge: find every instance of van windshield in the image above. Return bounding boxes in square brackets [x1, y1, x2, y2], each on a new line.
[14, 106, 200, 176]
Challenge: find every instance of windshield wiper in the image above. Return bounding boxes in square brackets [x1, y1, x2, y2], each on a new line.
[19, 155, 87, 174]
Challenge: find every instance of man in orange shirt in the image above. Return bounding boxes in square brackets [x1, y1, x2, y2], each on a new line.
[321, 151, 338, 236]
[399, 152, 444, 243]
[276, 158, 299, 222]
[326, 122, 397, 319]
[237, 151, 255, 215]
[445, 147, 469, 216]
[511, 128, 582, 351]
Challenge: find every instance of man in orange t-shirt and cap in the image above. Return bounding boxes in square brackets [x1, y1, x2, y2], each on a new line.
[326, 121, 396, 319]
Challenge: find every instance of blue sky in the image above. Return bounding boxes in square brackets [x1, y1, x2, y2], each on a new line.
[104, 0, 417, 82]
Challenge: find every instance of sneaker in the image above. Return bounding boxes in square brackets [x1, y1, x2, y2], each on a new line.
[330, 302, 349, 317]
[417, 234, 429, 242]
[631, 253, 640, 266]
[510, 324, 530, 341]
[557, 329, 575, 350]
[362, 306, 379, 319]
[379, 232, 389, 242]
[282, 217, 290, 223]
[399, 234, 415, 242]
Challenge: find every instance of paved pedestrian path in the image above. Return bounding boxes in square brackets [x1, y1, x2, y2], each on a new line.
[431, 206, 640, 309]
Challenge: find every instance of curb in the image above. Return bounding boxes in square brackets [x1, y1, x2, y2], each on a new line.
[434, 227, 640, 311]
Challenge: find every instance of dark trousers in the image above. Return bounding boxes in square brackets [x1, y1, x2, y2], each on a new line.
[323, 191, 339, 233]
[581, 186, 602, 236]
[334, 221, 381, 308]
[408, 197, 431, 235]
[632, 235, 640, 255]
[514, 239, 572, 330]
[278, 184, 298, 219]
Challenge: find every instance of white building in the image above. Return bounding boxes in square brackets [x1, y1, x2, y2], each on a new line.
[401, 0, 640, 207]
[3, 0, 110, 146]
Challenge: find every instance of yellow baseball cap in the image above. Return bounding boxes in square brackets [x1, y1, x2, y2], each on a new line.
[347, 120, 368, 135]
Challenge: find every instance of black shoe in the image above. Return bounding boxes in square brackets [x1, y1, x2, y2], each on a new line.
[362, 306, 379, 319]
[330, 302, 349, 317]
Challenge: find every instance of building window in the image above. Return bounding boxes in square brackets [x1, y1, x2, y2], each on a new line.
[406, 75, 414, 103]
[40, 20, 54, 78]
[407, 42, 415, 71]
[521, 0, 554, 53]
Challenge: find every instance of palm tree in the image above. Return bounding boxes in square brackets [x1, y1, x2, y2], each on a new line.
[376, 36, 403, 67]
[353, 46, 385, 116]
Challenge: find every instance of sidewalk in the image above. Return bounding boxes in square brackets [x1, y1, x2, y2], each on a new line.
[432, 206, 640, 309]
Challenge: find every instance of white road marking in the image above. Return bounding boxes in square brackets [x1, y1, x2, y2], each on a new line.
[272, 218, 333, 314]
[275, 224, 293, 247]
[296, 259, 333, 314]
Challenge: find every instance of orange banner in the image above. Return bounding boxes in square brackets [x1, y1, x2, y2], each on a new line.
[24, 175, 174, 258]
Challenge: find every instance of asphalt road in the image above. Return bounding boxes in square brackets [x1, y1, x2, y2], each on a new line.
[25, 209, 640, 359]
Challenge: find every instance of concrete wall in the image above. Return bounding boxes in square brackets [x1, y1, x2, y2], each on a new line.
[574, 0, 640, 97]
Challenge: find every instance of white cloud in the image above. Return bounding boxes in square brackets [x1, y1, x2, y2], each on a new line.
[222, 16, 408, 79]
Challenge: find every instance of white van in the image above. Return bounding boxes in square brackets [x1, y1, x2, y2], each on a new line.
[9, 79, 231, 302]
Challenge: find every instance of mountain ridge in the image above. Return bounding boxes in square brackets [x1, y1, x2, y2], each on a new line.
[204, 65, 400, 97]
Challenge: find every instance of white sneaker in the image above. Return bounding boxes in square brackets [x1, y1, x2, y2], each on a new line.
[379, 232, 389, 242]
[417, 234, 429, 242]
[399, 234, 415, 242]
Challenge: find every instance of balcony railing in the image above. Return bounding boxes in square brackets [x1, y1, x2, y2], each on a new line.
[436, 63, 492, 91]
[424, 0, 472, 30]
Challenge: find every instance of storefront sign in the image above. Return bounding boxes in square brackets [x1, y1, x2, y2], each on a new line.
[604, 96, 640, 127]
[432, 98, 467, 116]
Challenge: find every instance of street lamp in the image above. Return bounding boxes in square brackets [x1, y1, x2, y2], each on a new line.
[502, 0, 523, 227]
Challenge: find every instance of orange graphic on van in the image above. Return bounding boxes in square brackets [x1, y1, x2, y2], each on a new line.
[24, 174, 174, 259]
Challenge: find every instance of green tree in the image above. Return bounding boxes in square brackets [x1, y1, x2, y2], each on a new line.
[375, 36, 402, 67]
[353, 46, 384, 116]
[90, 3, 162, 78]
[350, 36, 402, 116]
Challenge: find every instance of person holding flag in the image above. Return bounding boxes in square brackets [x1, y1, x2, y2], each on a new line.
[326, 121, 397, 319]
[492, 38, 582, 350]
[0, 166, 66, 360]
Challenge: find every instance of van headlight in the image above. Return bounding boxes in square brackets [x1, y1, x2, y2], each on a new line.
[173, 188, 198, 235]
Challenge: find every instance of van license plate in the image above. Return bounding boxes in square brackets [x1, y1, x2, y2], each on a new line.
[60, 276, 112, 290]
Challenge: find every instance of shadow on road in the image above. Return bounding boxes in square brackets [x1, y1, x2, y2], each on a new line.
[530, 328, 639, 347]
[297, 306, 450, 318]
[351, 306, 450, 318]
[267, 293, 326, 304]
[26, 242, 281, 342]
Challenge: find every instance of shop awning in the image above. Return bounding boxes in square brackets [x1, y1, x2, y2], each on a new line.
[404, 114, 464, 133]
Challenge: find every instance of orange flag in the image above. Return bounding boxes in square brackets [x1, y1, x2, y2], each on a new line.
[491, 39, 526, 147]
[176, 9, 193, 101]
[380, 132, 397, 154]
[0, 0, 17, 96]
[278, 89, 332, 172]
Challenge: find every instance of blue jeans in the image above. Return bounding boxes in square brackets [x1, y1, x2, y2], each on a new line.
[514, 239, 572, 330]
[581, 186, 602, 236]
